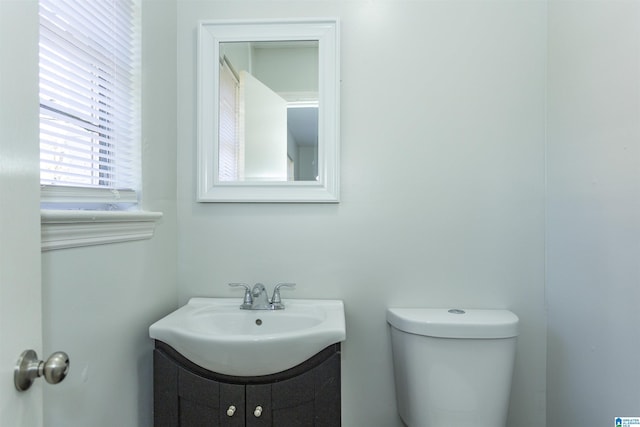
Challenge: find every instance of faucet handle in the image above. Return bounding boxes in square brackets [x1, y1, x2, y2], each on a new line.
[271, 283, 296, 309]
[228, 283, 253, 309]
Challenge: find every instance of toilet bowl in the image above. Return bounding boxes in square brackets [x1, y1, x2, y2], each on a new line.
[387, 308, 518, 427]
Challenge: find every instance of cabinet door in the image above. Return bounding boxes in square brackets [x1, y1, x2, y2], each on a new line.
[178, 367, 221, 426]
[312, 352, 341, 427]
[271, 350, 341, 427]
[246, 384, 272, 427]
[271, 366, 315, 427]
[154, 350, 179, 427]
[220, 383, 245, 427]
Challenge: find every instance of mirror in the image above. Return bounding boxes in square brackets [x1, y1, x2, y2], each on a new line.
[197, 19, 340, 202]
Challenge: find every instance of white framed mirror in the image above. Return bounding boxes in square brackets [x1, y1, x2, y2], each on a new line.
[197, 18, 340, 202]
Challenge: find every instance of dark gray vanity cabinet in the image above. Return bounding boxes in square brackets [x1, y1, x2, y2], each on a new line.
[153, 342, 341, 427]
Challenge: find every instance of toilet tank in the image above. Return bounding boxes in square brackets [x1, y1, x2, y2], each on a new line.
[387, 308, 519, 427]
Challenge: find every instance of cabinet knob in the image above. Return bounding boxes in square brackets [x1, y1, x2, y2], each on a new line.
[226, 405, 236, 417]
[253, 405, 263, 417]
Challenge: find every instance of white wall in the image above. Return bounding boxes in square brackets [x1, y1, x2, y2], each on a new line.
[41, 2, 179, 426]
[252, 45, 319, 93]
[177, 1, 547, 426]
[546, 1, 640, 425]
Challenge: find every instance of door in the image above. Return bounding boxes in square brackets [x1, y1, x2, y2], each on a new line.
[239, 70, 288, 181]
[0, 1, 44, 426]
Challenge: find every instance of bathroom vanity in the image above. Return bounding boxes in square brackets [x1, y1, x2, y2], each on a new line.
[153, 341, 341, 427]
[149, 296, 346, 426]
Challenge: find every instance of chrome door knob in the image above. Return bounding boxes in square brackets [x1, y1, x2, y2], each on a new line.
[14, 349, 70, 391]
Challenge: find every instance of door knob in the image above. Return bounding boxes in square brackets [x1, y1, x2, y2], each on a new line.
[14, 349, 70, 391]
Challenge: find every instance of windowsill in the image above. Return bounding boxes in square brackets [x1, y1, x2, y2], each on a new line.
[41, 209, 163, 251]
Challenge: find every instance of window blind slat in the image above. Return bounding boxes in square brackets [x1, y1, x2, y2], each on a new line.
[40, 118, 118, 146]
[40, 172, 118, 187]
[40, 144, 116, 163]
[40, 161, 116, 182]
[40, 146, 117, 166]
[41, 135, 116, 159]
[40, 107, 118, 140]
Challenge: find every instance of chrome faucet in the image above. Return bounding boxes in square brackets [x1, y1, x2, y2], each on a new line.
[228, 282, 296, 310]
[250, 283, 271, 309]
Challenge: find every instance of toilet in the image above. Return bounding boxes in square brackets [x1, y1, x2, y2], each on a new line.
[387, 308, 519, 427]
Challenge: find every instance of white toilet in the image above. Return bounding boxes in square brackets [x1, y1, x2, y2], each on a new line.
[387, 308, 519, 427]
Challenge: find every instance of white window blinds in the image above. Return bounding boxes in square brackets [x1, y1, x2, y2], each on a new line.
[39, 0, 141, 207]
[218, 57, 240, 181]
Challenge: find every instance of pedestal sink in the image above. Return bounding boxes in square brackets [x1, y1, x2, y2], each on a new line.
[149, 298, 346, 376]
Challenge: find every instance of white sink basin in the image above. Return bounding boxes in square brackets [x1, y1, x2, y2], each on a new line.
[149, 298, 346, 376]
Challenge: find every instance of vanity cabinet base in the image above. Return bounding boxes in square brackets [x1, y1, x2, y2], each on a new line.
[153, 341, 341, 427]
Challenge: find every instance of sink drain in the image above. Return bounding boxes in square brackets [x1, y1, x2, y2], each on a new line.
[255, 319, 262, 326]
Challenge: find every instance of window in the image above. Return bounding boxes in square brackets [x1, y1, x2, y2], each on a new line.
[39, 0, 141, 210]
[38, 0, 160, 251]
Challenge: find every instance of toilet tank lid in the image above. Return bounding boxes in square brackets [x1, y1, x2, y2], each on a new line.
[387, 308, 519, 339]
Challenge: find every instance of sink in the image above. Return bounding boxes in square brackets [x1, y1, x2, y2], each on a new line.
[149, 298, 346, 376]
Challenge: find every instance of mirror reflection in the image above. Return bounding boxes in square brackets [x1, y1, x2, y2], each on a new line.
[218, 41, 319, 182]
